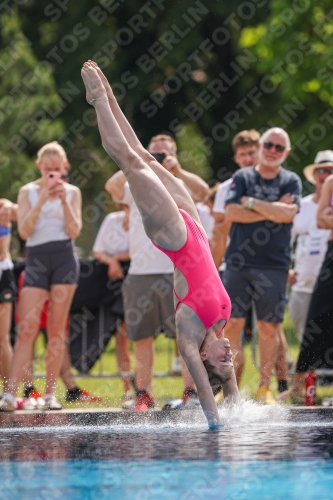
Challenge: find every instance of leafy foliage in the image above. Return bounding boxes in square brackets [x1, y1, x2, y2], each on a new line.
[1, 2, 332, 251]
[0, 11, 63, 201]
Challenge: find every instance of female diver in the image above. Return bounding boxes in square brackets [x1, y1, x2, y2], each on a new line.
[81, 61, 239, 428]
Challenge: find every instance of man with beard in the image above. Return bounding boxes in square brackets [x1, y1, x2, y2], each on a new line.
[222, 128, 302, 404]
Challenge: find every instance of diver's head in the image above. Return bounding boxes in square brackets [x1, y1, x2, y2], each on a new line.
[200, 337, 234, 390]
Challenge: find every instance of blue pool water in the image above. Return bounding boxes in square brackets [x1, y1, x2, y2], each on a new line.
[2, 459, 333, 500]
[1, 402, 333, 499]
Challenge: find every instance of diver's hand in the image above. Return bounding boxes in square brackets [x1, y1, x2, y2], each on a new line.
[208, 420, 224, 430]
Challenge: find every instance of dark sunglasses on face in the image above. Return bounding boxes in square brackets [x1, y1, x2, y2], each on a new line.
[263, 142, 286, 153]
[315, 168, 333, 175]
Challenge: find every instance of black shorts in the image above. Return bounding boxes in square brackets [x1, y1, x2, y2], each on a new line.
[0, 268, 16, 303]
[222, 267, 288, 323]
[23, 239, 79, 290]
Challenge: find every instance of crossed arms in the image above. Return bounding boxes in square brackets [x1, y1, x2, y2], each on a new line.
[226, 194, 298, 224]
[211, 192, 298, 268]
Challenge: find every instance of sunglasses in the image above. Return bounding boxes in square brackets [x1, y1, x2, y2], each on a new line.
[263, 142, 286, 153]
[315, 168, 333, 175]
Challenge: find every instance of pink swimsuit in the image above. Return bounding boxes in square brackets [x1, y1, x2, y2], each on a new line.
[153, 209, 231, 331]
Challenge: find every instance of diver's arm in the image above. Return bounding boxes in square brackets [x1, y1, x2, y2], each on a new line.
[178, 340, 222, 428]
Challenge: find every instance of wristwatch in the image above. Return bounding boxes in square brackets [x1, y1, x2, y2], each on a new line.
[246, 197, 254, 210]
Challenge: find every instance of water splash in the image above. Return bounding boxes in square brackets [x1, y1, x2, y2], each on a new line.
[219, 396, 290, 428]
[0, 396, 293, 434]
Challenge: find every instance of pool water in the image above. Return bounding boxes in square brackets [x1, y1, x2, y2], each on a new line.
[1, 401, 333, 499]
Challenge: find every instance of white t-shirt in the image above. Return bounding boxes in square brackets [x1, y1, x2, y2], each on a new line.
[196, 202, 214, 240]
[93, 211, 129, 255]
[291, 194, 331, 293]
[121, 183, 174, 275]
[212, 178, 233, 271]
[26, 182, 75, 247]
[213, 178, 233, 214]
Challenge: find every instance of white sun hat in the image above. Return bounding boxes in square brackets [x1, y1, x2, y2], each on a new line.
[303, 150, 333, 184]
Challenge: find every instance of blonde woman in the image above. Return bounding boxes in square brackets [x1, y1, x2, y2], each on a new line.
[0, 142, 81, 411]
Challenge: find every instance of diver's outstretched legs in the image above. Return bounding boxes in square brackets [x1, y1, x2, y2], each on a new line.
[81, 63, 186, 251]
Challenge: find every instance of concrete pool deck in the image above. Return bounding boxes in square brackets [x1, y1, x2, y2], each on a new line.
[0, 406, 332, 428]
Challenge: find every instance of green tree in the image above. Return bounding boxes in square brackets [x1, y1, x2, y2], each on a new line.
[15, 0, 270, 183]
[237, 1, 333, 180]
[0, 11, 63, 202]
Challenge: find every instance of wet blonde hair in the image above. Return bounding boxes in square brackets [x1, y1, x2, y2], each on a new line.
[37, 141, 68, 164]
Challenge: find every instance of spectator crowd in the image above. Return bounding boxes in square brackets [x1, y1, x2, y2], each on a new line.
[1, 127, 333, 412]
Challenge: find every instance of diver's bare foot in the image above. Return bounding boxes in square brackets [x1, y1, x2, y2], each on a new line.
[81, 62, 107, 105]
[88, 60, 114, 100]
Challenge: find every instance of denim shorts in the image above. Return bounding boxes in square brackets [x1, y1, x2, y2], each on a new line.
[222, 267, 288, 323]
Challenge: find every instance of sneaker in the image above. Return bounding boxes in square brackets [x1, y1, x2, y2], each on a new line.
[44, 394, 63, 410]
[23, 387, 43, 399]
[18, 397, 45, 411]
[21, 398, 37, 410]
[162, 399, 185, 410]
[78, 389, 103, 402]
[35, 398, 46, 410]
[182, 388, 200, 408]
[122, 398, 136, 410]
[322, 397, 333, 407]
[172, 356, 182, 373]
[133, 390, 155, 411]
[214, 388, 224, 405]
[256, 386, 276, 405]
[0, 394, 16, 412]
[66, 388, 103, 403]
[122, 390, 134, 401]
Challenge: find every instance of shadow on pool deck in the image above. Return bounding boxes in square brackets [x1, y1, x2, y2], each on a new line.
[0, 406, 332, 428]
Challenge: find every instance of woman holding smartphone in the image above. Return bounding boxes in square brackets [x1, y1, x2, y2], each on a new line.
[0, 142, 82, 411]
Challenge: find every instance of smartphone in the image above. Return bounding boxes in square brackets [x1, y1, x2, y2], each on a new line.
[150, 152, 166, 164]
[47, 171, 61, 187]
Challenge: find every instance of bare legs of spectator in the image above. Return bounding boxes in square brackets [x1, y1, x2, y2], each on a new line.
[8, 287, 48, 396]
[21, 339, 76, 394]
[275, 325, 289, 382]
[225, 318, 283, 388]
[59, 346, 77, 391]
[0, 303, 13, 393]
[134, 336, 194, 396]
[23, 321, 132, 399]
[277, 372, 306, 401]
[115, 320, 132, 397]
[180, 356, 195, 389]
[134, 337, 154, 394]
[7, 284, 76, 397]
[257, 321, 279, 387]
[45, 285, 76, 395]
[224, 318, 245, 385]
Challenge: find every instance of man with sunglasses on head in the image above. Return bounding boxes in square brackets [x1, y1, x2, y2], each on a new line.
[222, 127, 302, 404]
[288, 151, 332, 343]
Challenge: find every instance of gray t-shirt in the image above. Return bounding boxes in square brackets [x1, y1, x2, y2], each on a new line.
[224, 166, 302, 270]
